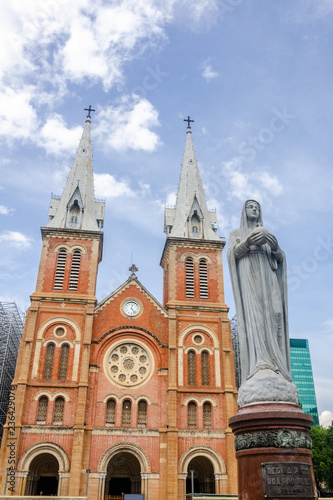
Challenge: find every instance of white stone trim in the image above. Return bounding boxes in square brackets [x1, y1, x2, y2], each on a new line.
[36, 316, 82, 342]
[17, 441, 70, 472]
[98, 441, 151, 473]
[33, 390, 71, 402]
[182, 396, 217, 407]
[72, 342, 81, 381]
[178, 445, 226, 474]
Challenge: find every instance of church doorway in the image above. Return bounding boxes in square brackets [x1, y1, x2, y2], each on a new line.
[186, 456, 215, 494]
[25, 452, 59, 496]
[105, 451, 141, 499]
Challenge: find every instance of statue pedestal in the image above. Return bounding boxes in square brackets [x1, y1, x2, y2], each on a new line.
[229, 402, 318, 500]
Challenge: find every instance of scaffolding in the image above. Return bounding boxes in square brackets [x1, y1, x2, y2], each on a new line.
[0, 302, 24, 444]
[231, 315, 241, 390]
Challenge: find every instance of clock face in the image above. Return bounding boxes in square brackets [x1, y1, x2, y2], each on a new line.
[123, 300, 140, 317]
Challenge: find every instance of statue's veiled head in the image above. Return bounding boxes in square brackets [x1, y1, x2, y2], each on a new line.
[240, 199, 263, 238]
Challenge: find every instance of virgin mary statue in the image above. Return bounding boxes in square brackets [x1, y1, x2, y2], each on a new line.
[228, 200, 298, 406]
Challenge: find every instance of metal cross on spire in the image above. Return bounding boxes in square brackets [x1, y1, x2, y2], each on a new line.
[184, 116, 194, 129]
[84, 105, 95, 118]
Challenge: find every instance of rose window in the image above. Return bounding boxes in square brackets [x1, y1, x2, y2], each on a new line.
[106, 342, 152, 387]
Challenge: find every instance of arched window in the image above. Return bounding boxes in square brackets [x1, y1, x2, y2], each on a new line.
[54, 249, 67, 290]
[37, 396, 48, 424]
[122, 400, 131, 427]
[188, 402, 197, 429]
[201, 351, 210, 386]
[203, 402, 212, 429]
[106, 399, 116, 426]
[138, 400, 147, 428]
[43, 343, 55, 379]
[58, 344, 70, 380]
[69, 250, 81, 290]
[53, 397, 64, 425]
[199, 259, 208, 299]
[185, 257, 194, 298]
[188, 350, 196, 385]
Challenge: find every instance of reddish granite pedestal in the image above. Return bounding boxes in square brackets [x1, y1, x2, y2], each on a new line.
[229, 403, 317, 500]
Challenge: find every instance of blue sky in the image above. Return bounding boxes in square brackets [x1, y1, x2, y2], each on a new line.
[0, 0, 332, 424]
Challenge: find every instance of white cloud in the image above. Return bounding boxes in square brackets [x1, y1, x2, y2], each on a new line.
[0, 205, 15, 215]
[202, 63, 219, 81]
[166, 192, 177, 206]
[38, 114, 83, 155]
[0, 87, 38, 143]
[0, 1, 222, 150]
[319, 410, 333, 428]
[94, 173, 135, 199]
[0, 231, 32, 248]
[94, 96, 161, 152]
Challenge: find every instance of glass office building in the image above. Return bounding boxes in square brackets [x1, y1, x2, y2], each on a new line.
[289, 338, 319, 426]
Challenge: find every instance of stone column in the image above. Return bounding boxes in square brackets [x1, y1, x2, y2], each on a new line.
[229, 402, 318, 500]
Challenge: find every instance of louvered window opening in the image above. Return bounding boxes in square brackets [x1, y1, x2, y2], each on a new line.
[138, 400, 147, 428]
[53, 397, 64, 424]
[199, 259, 208, 299]
[188, 402, 197, 429]
[69, 250, 81, 290]
[58, 344, 69, 380]
[185, 258, 194, 298]
[122, 400, 131, 427]
[188, 350, 196, 385]
[202, 351, 210, 385]
[37, 397, 48, 424]
[106, 399, 116, 426]
[44, 343, 55, 379]
[203, 402, 212, 429]
[54, 249, 67, 290]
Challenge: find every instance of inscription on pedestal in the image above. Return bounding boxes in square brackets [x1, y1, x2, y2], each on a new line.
[262, 462, 315, 498]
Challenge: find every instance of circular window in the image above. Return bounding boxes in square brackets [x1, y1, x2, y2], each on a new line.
[54, 326, 66, 337]
[193, 334, 204, 345]
[105, 342, 153, 388]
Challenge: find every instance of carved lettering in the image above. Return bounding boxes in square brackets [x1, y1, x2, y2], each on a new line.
[262, 462, 314, 498]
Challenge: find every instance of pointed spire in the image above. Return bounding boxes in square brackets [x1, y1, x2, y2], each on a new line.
[47, 115, 104, 232]
[164, 122, 219, 241]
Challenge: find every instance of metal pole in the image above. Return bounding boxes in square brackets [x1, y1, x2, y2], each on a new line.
[85, 469, 90, 497]
[4, 467, 9, 495]
[190, 469, 195, 498]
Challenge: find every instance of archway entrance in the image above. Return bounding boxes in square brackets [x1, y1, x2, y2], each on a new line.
[105, 452, 141, 498]
[186, 456, 215, 494]
[25, 453, 59, 496]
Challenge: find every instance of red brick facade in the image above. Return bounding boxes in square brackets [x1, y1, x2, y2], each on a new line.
[0, 155, 238, 500]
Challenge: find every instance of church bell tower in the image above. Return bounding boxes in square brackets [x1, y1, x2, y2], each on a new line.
[0, 111, 105, 497]
[160, 119, 238, 499]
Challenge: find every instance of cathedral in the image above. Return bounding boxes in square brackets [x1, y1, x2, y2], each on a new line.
[0, 113, 238, 499]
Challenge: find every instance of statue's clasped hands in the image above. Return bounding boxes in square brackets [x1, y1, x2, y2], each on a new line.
[246, 227, 278, 251]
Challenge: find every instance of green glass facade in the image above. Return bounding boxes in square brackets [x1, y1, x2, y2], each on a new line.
[290, 338, 319, 425]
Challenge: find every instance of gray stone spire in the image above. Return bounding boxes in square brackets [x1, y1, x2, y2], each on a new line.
[46, 117, 104, 231]
[164, 125, 219, 240]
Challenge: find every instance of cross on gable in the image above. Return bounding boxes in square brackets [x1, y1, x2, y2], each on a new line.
[129, 264, 138, 277]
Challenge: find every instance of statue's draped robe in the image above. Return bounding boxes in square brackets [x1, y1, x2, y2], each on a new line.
[227, 201, 291, 386]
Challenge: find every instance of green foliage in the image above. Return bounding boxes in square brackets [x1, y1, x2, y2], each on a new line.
[311, 423, 333, 493]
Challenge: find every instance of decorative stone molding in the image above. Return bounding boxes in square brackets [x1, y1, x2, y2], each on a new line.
[178, 430, 225, 438]
[92, 428, 159, 437]
[94, 325, 168, 347]
[22, 425, 74, 434]
[234, 429, 312, 451]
